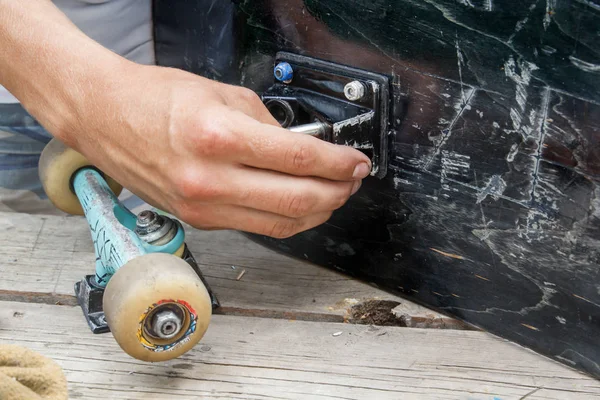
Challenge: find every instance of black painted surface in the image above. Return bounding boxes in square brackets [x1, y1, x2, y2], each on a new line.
[153, 0, 600, 378]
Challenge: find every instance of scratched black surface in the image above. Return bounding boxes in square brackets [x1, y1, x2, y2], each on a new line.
[153, 0, 600, 378]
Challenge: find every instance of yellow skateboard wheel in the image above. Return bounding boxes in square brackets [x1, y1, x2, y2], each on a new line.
[39, 138, 122, 215]
[103, 253, 212, 362]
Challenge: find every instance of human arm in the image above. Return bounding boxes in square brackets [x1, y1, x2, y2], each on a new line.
[0, 0, 372, 237]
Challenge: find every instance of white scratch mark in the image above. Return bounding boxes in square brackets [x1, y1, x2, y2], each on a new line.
[544, 0, 556, 30]
[457, 0, 493, 11]
[541, 45, 557, 55]
[573, 0, 600, 11]
[421, 0, 514, 52]
[344, 141, 374, 150]
[455, 37, 466, 105]
[393, 176, 414, 189]
[334, 111, 374, 133]
[476, 174, 507, 204]
[506, 143, 519, 162]
[504, 56, 540, 139]
[527, 87, 552, 220]
[508, 3, 537, 44]
[510, 108, 522, 131]
[424, 88, 476, 169]
[568, 56, 600, 73]
[473, 172, 492, 241]
[590, 187, 600, 219]
[505, 56, 539, 101]
[457, 0, 475, 8]
[441, 151, 471, 180]
[552, 95, 583, 135]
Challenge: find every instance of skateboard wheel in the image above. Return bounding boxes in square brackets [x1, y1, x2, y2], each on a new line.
[39, 138, 122, 215]
[103, 253, 212, 362]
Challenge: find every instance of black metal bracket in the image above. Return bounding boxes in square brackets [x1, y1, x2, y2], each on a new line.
[74, 245, 220, 334]
[74, 275, 108, 334]
[262, 52, 390, 178]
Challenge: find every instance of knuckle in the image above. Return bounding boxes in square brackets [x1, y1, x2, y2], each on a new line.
[237, 87, 261, 104]
[279, 190, 313, 217]
[267, 219, 300, 239]
[193, 120, 234, 157]
[173, 167, 223, 201]
[284, 141, 315, 172]
[172, 169, 198, 199]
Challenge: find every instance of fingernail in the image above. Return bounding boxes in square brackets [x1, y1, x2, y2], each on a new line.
[351, 180, 362, 195]
[353, 162, 371, 179]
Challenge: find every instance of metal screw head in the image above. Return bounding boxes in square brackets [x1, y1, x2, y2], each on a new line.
[152, 310, 183, 340]
[344, 81, 366, 101]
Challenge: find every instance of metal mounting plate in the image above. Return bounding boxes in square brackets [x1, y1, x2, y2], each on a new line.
[265, 52, 390, 178]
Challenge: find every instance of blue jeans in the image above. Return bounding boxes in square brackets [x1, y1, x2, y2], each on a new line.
[0, 103, 56, 213]
[0, 103, 145, 214]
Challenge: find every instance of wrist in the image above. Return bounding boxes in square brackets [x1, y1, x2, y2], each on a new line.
[44, 52, 136, 151]
[0, 0, 137, 150]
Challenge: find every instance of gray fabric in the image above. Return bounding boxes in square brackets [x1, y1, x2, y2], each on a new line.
[52, 0, 155, 65]
[0, 0, 155, 103]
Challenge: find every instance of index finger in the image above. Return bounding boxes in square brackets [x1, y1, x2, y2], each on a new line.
[231, 114, 373, 181]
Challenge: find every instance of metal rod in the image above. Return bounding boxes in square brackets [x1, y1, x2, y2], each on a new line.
[289, 121, 331, 138]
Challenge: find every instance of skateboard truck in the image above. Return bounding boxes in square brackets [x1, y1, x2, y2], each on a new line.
[71, 169, 220, 334]
[39, 138, 218, 361]
[264, 52, 391, 178]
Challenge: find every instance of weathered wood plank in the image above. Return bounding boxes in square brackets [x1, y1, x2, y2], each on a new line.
[1, 301, 598, 399]
[0, 212, 462, 327]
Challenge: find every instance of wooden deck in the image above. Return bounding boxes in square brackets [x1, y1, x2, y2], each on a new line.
[1, 211, 599, 399]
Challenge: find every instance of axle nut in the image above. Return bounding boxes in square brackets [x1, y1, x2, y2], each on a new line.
[152, 310, 183, 340]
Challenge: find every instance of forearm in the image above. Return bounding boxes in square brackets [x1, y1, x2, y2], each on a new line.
[0, 0, 129, 146]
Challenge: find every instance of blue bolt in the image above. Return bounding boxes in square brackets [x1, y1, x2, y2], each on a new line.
[274, 62, 293, 83]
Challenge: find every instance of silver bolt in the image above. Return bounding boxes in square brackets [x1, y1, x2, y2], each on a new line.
[152, 310, 183, 340]
[136, 210, 157, 228]
[135, 210, 176, 245]
[344, 81, 366, 101]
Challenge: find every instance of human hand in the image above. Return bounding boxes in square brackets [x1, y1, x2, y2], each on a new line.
[63, 63, 372, 238]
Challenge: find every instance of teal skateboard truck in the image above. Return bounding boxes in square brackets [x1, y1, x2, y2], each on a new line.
[38, 139, 218, 362]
